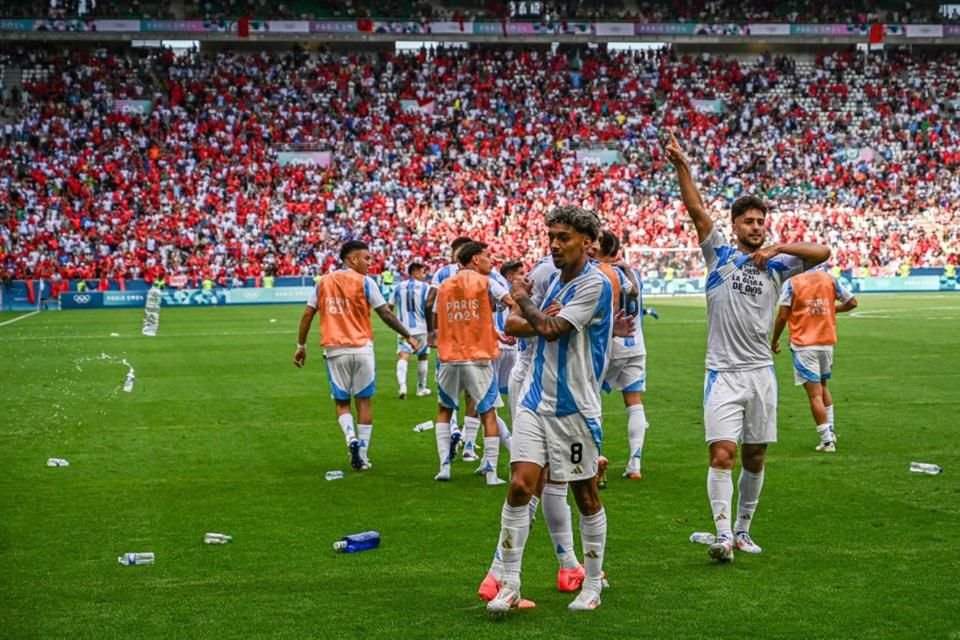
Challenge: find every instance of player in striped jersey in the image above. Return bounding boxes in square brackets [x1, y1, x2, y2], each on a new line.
[391, 263, 431, 399]
[486, 205, 615, 613]
[595, 230, 651, 480]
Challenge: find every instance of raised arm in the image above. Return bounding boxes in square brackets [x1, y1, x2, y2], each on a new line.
[664, 129, 714, 243]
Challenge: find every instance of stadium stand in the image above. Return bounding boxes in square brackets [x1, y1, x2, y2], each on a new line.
[0, 44, 958, 291]
[3, 0, 956, 22]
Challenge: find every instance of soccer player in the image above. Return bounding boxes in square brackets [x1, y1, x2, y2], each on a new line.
[426, 236, 480, 454]
[294, 240, 420, 471]
[595, 230, 650, 480]
[391, 262, 431, 399]
[486, 205, 614, 613]
[770, 268, 858, 452]
[665, 130, 830, 562]
[432, 241, 513, 485]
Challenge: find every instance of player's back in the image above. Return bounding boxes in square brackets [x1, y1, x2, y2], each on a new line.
[436, 270, 499, 363]
[785, 270, 841, 347]
[394, 278, 429, 335]
[613, 267, 646, 357]
[317, 269, 375, 348]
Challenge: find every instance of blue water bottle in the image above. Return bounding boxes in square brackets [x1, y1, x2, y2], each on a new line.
[333, 531, 381, 553]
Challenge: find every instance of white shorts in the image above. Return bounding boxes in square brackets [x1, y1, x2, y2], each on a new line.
[437, 362, 499, 414]
[603, 354, 646, 393]
[791, 347, 833, 385]
[494, 349, 518, 394]
[397, 333, 429, 356]
[510, 408, 602, 482]
[325, 353, 376, 400]
[703, 367, 778, 445]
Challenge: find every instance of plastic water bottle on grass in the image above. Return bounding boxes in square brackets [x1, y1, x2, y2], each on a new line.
[909, 462, 943, 475]
[204, 533, 233, 544]
[333, 531, 380, 553]
[690, 532, 716, 545]
[325, 470, 345, 481]
[118, 552, 155, 565]
[142, 287, 162, 336]
[123, 371, 135, 393]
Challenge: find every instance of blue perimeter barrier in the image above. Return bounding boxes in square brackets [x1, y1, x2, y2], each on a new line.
[3, 274, 958, 311]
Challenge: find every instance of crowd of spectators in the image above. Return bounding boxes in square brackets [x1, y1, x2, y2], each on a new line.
[1, 44, 958, 290]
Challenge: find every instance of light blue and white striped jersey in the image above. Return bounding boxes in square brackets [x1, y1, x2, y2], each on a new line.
[612, 266, 645, 357]
[391, 278, 430, 335]
[517, 254, 559, 362]
[429, 262, 460, 290]
[490, 270, 516, 351]
[701, 227, 805, 371]
[518, 263, 614, 419]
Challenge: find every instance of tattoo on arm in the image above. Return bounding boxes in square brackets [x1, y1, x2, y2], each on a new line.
[517, 296, 571, 341]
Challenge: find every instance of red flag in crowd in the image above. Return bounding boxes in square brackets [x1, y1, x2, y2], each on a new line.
[237, 15, 250, 38]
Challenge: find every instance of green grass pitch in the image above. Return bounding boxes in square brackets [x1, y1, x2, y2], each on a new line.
[1, 294, 958, 639]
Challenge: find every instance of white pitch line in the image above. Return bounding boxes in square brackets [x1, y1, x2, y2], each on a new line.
[0, 310, 39, 328]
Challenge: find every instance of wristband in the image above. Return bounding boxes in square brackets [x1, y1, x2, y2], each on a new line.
[296, 343, 306, 350]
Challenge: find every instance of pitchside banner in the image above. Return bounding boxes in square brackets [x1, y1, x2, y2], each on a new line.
[59, 287, 313, 309]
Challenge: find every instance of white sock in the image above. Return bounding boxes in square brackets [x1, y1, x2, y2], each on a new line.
[450, 409, 458, 431]
[542, 483, 579, 570]
[496, 414, 512, 451]
[337, 414, 356, 444]
[826, 404, 835, 428]
[435, 422, 451, 465]
[707, 467, 734, 538]
[357, 424, 372, 462]
[579, 508, 607, 591]
[626, 404, 647, 472]
[463, 416, 481, 452]
[816, 423, 834, 443]
[396, 360, 408, 388]
[488, 529, 506, 580]
[483, 436, 500, 481]
[417, 360, 428, 389]
[527, 495, 540, 526]
[498, 501, 530, 586]
[735, 469, 765, 534]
